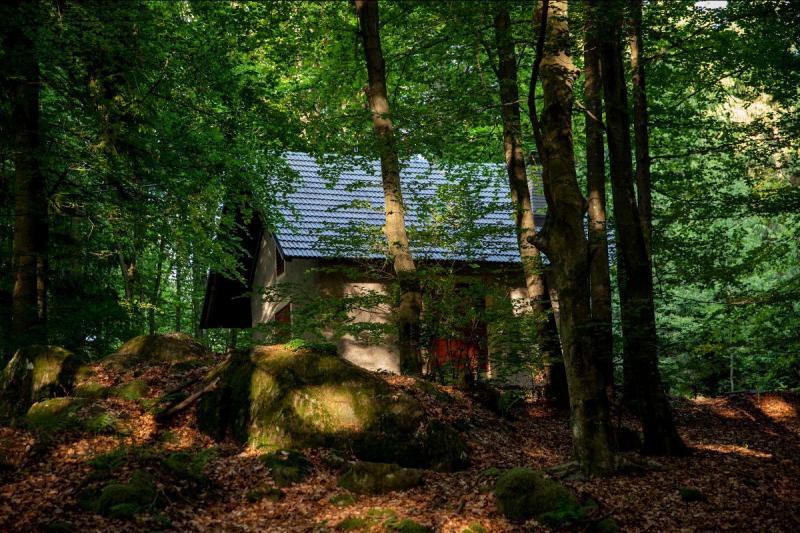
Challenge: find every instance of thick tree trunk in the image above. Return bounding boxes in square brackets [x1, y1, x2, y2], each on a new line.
[493, 5, 567, 406]
[8, 0, 48, 350]
[531, 0, 615, 476]
[356, 0, 422, 375]
[598, 0, 687, 456]
[629, 0, 653, 256]
[583, 5, 614, 395]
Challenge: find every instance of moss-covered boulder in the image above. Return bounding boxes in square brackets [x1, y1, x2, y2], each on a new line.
[337, 462, 422, 495]
[494, 468, 584, 524]
[0, 346, 78, 418]
[81, 470, 161, 519]
[25, 397, 86, 434]
[104, 333, 207, 370]
[197, 345, 468, 471]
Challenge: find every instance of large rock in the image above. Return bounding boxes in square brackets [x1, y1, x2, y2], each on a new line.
[197, 344, 469, 471]
[493, 468, 584, 524]
[0, 346, 78, 418]
[104, 333, 208, 369]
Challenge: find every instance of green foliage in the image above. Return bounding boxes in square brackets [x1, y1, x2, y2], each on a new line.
[0, 0, 797, 395]
[161, 447, 218, 482]
[83, 411, 123, 435]
[88, 445, 159, 476]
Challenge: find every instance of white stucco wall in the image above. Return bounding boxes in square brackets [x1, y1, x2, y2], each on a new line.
[250, 233, 318, 332]
[250, 234, 401, 373]
[317, 274, 400, 373]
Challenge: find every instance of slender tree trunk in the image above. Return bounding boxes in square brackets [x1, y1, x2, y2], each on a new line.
[531, 0, 615, 476]
[583, 5, 614, 395]
[175, 261, 183, 333]
[356, 0, 422, 375]
[148, 236, 166, 335]
[191, 251, 205, 338]
[598, 0, 687, 456]
[8, 0, 48, 350]
[118, 252, 137, 303]
[493, 4, 567, 406]
[629, 0, 652, 256]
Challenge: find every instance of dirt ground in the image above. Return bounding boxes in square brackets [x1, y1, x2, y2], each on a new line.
[1, 351, 798, 532]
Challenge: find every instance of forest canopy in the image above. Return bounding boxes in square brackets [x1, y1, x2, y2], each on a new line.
[2, 0, 796, 394]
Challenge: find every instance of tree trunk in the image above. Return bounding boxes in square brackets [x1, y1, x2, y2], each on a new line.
[355, 0, 422, 375]
[175, 261, 183, 333]
[583, 4, 614, 395]
[493, 4, 567, 407]
[598, 0, 687, 456]
[8, 0, 48, 350]
[531, 0, 615, 476]
[629, 0, 653, 256]
[148, 236, 166, 336]
[191, 251, 205, 338]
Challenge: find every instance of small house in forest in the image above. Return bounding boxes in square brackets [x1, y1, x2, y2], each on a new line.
[200, 152, 548, 377]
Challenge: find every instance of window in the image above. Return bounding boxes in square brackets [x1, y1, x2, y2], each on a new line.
[276, 246, 285, 277]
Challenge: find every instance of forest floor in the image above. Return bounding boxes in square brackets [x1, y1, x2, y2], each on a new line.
[0, 348, 798, 532]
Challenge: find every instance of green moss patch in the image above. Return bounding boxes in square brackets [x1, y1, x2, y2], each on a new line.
[337, 462, 422, 495]
[246, 486, 285, 503]
[679, 486, 707, 502]
[80, 470, 162, 520]
[161, 447, 217, 482]
[494, 467, 585, 525]
[259, 449, 313, 487]
[111, 379, 149, 400]
[329, 492, 357, 507]
[74, 382, 109, 399]
[384, 517, 432, 533]
[336, 516, 370, 531]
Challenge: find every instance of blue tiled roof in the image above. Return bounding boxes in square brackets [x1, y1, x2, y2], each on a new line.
[273, 152, 547, 264]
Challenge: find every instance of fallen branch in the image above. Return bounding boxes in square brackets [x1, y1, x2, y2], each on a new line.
[155, 376, 221, 423]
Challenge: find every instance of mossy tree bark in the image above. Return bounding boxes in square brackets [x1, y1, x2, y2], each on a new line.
[356, 0, 422, 375]
[597, 0, 687, 456]
[583, 3, 614, 396]
[493, 4, 566, 406]
[530, 0, 615, 475]
[7, 0, 48, 351]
